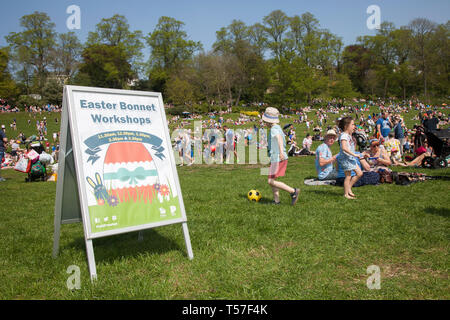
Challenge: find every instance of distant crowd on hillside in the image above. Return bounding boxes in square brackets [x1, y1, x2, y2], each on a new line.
[0, 98, 62, 114]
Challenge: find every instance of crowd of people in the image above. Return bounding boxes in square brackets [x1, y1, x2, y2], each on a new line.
[314, 106, 449, 199]
[0, 97, 448, 206]
[0, 99, 61, 181]
[167, 99, 448, 203]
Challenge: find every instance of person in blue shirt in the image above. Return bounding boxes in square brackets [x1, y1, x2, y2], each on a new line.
[263, 107, 300, 206]
[393, 116, 405, 156]
[337, 117, 364, 199]
[315, 129, 338, 180]
[376, 112, 392, 138]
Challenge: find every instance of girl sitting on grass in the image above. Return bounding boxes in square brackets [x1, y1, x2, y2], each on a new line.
[337, 117, 363, 200]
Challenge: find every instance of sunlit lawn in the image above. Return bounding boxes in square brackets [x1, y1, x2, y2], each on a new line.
[0, 110, 448, 299]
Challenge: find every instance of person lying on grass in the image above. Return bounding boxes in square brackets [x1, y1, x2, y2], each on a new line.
[399, 141, 434, 167]
[337, 117, 364, 200]
[262, 107, 300, 206]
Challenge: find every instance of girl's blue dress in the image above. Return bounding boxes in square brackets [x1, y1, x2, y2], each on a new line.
[337, 132, 358, 171]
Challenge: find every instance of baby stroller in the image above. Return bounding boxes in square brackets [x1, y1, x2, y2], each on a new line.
[25, 142, 47, 182]
[353, 130, 369, 152]
[422, 128, 450, 169]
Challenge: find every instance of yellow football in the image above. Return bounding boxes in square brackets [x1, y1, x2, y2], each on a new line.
[247, 189, 262, 202]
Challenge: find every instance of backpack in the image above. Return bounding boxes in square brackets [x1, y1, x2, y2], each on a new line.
[393, 172, 427, 186]
[30, 161, 45, 175]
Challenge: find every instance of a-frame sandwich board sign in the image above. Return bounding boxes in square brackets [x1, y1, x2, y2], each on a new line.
[53, 85, 193, 280]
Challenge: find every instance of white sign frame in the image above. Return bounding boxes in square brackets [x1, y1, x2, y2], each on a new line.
[53, 85, 193, 280]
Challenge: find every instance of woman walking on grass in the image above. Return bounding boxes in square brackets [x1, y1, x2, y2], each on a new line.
[337, 117, 363, 200]
[263, 107, 300, 205]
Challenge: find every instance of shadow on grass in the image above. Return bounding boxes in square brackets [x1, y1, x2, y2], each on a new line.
[66, 229, 182, 264]
[424, 207, 450, 218]
[240, 193, 274, 204]
[305, 189, 342, 196]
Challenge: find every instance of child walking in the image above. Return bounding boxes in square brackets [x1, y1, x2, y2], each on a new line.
[262, 107, 300, 205]
[337, 117, 363, 200]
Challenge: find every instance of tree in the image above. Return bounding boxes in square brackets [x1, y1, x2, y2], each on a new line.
[42, 79, 63, 105]
[358, 22, 397, 99]
[408, 18, 437, 101]
[6, 11, 57, 95]
[391, 27, 415, 99]
[147, 16, 202, 70]
[147, 16, 202, 94]
[288, 12, 321, 66]
[165, 75, 195, 106]
[248, 23, 268, 57]
[87, 14, 144, 76]
[52, 32, 82, 81]
[74, 44, 134, 89]
[263, 10, 290, 60]
[328, 73, 356, 99]
[429, 22, 450, 97]
[0, 47, 19, 100]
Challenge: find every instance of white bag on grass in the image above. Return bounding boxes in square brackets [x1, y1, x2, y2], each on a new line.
[14, 156, 31, 173]
[39, 152, 54, 165]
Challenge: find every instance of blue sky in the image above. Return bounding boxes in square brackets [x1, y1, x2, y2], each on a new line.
[1, 0, 449, 53]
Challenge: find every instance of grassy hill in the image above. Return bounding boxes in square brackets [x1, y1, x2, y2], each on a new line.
[0, 110, 448, 299]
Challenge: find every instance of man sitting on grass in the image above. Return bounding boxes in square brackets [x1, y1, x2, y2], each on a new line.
[315, 129, 338, 180]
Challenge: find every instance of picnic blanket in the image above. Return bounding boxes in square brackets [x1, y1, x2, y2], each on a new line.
[304, 179, 336, 186]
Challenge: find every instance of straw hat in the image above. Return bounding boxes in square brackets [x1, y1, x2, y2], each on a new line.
[325, 129, 337, 138]
[262, 107, 280, 124]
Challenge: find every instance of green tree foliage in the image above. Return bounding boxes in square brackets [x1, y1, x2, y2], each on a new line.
[165, 75, 195, 107]
[42, 78, 63, 105]
[6, 11, 57, 95]
[211, 20, 269, 105]
[263, 10, 290, 61]
[52, 32, 82, 81]
[87, 14, 144, 76]
[4, 11, 449, 107]
[0, 47, 19, 100]
[146, 16, 202, 94]
[74, 44, 134, 89]
[328, 73, 357, 99]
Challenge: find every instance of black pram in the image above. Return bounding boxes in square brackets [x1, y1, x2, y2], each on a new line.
[422, 128, 450, 169]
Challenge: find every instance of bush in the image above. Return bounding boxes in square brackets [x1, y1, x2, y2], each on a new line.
[165, 106, 185, 116]
[17, 95, 41, 109]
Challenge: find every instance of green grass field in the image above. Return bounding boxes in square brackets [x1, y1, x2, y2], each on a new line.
[0, 110, 449, 299]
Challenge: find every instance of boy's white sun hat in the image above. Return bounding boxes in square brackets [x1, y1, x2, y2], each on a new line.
[262, 107, 280, 124]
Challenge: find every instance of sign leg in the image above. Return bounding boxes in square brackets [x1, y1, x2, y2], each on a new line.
[52, 222, 61, 258]
[138, 231, 144, 242]
[85, 239, 97, 281]
[182, 222, 194, 260]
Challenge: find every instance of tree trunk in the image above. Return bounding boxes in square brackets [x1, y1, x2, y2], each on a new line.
[235, 88, 242, 106]
[383, 78, 388, 100]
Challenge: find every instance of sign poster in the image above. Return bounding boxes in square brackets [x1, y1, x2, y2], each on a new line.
[53, 86, 193, 280]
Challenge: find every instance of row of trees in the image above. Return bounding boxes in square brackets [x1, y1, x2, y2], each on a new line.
[0, 10, 448, 108]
